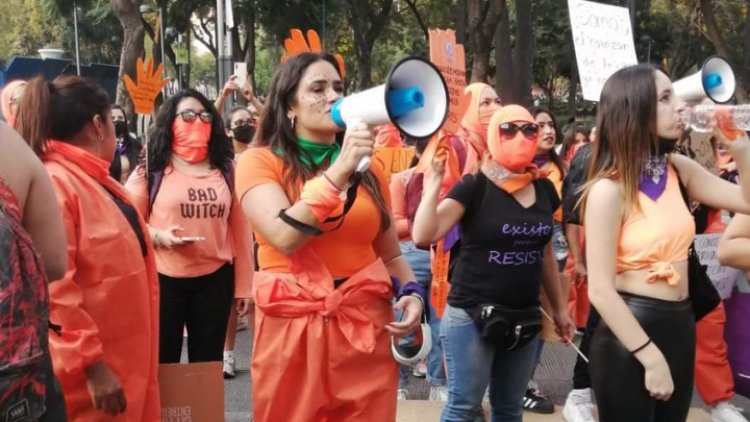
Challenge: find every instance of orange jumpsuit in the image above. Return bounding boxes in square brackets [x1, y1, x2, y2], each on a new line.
[44, 144, 160, 421]
[236, 147, 398, 422]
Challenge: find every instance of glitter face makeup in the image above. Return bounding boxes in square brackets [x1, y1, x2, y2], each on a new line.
[289, 60, 345, 141]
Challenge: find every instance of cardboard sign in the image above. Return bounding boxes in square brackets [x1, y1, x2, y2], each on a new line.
[371, 146, 416, 182]
[159, 362, 224, 422]
[428, 29, 467, 134]
[695, 233, 740, 299]
[568, 0, 638, 102]
[124, 56, 169, 115]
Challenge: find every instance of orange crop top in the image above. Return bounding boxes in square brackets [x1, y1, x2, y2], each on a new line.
[616, 165, 695, 285]
[235, 147, 392, 278]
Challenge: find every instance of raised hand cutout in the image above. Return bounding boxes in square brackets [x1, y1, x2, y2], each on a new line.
[281, 29, 346, 78]
[124, 57, 169, 115]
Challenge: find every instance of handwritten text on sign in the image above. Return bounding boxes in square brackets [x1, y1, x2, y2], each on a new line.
[568, 0, 638, 102]
[429, 29, 467, 134]
[695, 233, 739, 299]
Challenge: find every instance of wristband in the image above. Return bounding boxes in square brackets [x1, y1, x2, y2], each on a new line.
[396, 280, 430, 322]
[630, 338, 652, 354]
[300, 175, 343, 223]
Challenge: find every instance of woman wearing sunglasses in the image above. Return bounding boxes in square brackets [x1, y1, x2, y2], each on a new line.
[125, 89, 253, 365]
[413, 105, 573, 421]
[581, 65, 750, 422]
[456, 83, 502, 175]
[17, 75, 160, 420]
[235, 52, 424, 422]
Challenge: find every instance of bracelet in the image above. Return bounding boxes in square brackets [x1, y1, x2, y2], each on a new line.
[384, 255, 403, 266]
[630, 338, 652, 354]
[322, 172, 343, 192]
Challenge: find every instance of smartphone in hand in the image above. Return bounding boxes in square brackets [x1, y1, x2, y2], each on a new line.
[179, 236, 206, 243]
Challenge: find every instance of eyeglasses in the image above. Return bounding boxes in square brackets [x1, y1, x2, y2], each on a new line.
[176, 110, 213, 123]
[498, 123, 539, 140]
[231, 119, 254, 129]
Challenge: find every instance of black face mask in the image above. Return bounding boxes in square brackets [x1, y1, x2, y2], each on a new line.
[114, 121, 128, 138]
[233, 124, 255, 144]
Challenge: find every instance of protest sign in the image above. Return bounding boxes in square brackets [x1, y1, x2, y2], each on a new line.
[568, 0, 638, 102]
[428, 29, 466, 134]
[695, 233, 740, 299]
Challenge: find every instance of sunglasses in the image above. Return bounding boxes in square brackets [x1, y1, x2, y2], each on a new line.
[176, 110, 213, 123]
[498, 123, 539, 140]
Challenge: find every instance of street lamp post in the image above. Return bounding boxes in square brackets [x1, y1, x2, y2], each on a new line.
[73, 2, 81, 75]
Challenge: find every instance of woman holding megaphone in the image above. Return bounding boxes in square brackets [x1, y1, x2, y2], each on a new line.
[581, 64, 750, 422]
[413, 105, 574, 421]
[235, 52, 425, 422]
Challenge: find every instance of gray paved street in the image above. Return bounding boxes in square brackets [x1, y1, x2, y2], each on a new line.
[217, 327, 750, 421]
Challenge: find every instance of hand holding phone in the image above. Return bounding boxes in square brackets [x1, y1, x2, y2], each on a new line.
[178, 236, 206, 243]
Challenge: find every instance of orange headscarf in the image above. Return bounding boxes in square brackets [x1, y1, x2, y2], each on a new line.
[460, 83, 497, 141]
[1, 80, 27, 128]
[374, 123, 403, 147]
[482, 105, 540, 193]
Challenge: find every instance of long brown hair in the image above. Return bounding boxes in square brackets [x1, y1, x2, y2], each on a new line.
[17, 75, 110, 156]
[580, 64, 662, 214]
[255, 52, 391, 232]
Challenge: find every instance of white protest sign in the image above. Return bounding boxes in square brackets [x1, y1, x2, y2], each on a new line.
[695, 233, 740, 299]
[568, 0, 638, 102]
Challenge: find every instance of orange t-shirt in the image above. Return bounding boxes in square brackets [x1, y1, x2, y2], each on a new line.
[235, 147, 391, 278]
[126, 166, 253, 296]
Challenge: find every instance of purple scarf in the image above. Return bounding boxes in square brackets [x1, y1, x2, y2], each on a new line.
[639, 155, 668, 201]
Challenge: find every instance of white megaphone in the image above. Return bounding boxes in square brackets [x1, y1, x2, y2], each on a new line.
[331, 57, 449, 172]
[673, 55, 736, 104]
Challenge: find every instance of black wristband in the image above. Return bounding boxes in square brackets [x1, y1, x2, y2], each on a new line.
[630, 338, 652, 354]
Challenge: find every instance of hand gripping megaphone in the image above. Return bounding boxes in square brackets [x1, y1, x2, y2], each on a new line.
[673, 55, 736, 104]
[331, 57, 449, 172]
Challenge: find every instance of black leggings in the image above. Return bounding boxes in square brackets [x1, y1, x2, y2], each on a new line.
[158, 263, 234, 363]
[590, 292, 695, 422]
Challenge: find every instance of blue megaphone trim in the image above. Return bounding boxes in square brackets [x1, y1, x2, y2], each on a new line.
[704, 73, 722, 91]
[387, 87, 425, 118]
[331, 100, 345, 128]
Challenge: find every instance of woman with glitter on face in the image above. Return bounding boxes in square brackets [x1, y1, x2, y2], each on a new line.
[235, 52, 425, 421]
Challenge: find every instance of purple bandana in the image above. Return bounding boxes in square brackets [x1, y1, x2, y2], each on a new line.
[532, 154, 549, 168]
[639, 155, 668, 201]
[116, 140, 126, 155]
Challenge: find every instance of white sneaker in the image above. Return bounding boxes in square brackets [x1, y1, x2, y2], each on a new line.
[712, 401, 748, 422]
[397, 388, 409, 400]
[222, 353, 236, 379]
[412, 361, 427, 378]
[429, 385, 448, 402]
[563, 388, 595, 422]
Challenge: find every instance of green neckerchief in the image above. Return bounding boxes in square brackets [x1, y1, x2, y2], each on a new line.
[273, 137, 340, 169]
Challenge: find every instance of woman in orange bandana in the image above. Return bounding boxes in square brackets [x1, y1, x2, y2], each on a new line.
[125, 90, 253, 365]
[1, 80, 27, 129]
[16, 75, 160, 421]
[455, 83, 502, 174]
[413, 105, 573, 421]
[235, 52, 424, 422]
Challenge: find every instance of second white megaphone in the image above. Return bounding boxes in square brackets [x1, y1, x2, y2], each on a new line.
[673, 55, 736, 104]
[331, 57, 449, 172]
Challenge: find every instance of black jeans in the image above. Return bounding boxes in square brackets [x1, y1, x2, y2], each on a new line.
[590, 292, 695, 422]
[572, 306, 600, 389]
[158, 263, 234, 363]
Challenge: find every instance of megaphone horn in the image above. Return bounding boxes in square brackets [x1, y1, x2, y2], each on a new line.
[331, 57, 449, 172]
[673, 55, 736, 104]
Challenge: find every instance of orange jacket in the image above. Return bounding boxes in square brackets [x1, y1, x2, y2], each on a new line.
[44, 149, 160, 422]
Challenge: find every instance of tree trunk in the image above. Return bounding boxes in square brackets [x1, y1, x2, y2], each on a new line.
[700, 0, 748, 102]
[245, 3, 256, 90]
[467, 0, 503, 83]
[346, 0, 394, 89]
[456, 0, 467, 45]
[111, 0, 145, 121]
[568, 42, 579, 117]
[495, 0, 513, 101]
[513, 0, 533, 106]
[185, 30, 191, 88]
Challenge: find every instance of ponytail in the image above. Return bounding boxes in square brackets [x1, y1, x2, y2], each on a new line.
[17, 77, 52, 156]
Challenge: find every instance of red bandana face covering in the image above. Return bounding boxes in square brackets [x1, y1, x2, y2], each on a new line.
[172, 119, 211, 163]
[482, 105, 540, 193]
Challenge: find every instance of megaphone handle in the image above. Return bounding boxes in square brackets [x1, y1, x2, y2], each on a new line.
[346, 118, 371, 173]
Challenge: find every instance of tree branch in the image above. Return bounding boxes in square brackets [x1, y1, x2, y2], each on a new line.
[192, 18, 217, 57]
[403, 0, 429, 44]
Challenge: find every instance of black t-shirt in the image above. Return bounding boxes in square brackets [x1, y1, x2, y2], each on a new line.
[446, 173, 561, 309]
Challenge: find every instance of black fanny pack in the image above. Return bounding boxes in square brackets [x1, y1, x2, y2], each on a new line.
[465, 304, 542, 350]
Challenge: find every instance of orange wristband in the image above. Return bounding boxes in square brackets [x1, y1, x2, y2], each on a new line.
[300, 176, 343, 223]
